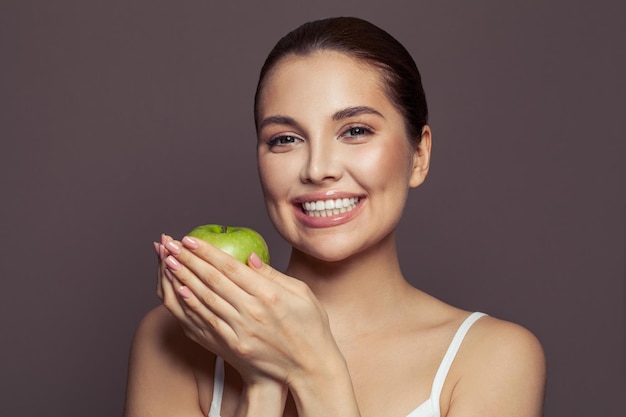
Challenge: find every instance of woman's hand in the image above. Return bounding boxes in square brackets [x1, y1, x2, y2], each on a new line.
[157, 234, 340, 386]
[155, 234, 360, 416]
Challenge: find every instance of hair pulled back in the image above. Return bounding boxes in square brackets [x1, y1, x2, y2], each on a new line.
[254, 17, 428, 143]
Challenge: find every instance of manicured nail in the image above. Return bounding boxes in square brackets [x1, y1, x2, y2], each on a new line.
[165, 240, 181, 255]
[178, 286, 193, 299]
[164, 269, 174, 282]
[248, 252, 264, 269]
[153, 242, 160, 257]
[165, 255, 181, 271]
[182, 236, 199, 249]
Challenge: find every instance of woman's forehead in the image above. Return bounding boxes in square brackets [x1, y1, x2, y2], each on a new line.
[264, 50, 384, 85]
[257, 51, 391, 117]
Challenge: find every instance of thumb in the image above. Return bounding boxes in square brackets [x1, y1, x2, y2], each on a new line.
[247, 252, 283, 284]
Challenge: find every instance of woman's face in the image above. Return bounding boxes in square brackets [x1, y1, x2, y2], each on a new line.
[256, 51, 431, 262]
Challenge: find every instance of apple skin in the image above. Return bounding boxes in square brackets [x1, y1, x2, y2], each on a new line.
[187, 224, 270, 265]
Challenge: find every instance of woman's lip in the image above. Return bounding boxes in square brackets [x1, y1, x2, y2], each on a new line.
[293, 196, 365, 228]
[292, 191, 365, 204]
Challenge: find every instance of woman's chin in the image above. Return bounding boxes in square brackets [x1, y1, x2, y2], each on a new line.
[290, 243, 364, 265]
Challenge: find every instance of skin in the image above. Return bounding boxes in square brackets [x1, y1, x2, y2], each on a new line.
[124, 51, 546, 417]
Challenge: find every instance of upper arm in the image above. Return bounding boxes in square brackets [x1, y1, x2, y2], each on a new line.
[445, 317, 546, 417]
[123, 306, 213, 417]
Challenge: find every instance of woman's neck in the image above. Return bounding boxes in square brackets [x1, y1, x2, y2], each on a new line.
[285, 232, 416, 340]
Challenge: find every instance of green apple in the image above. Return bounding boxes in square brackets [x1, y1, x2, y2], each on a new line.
[187, 224, 270, 265]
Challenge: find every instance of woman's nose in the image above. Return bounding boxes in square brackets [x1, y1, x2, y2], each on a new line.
[300, 140, 343, 184]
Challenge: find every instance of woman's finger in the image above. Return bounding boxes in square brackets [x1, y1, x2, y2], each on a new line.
[165, 238, 255, 308]
[163, 248, 245, 328]
[154, 242, 164, 299]
[155, 235, 173, 298]
[174, 282, 238, 350]
[160, 263, 233, 351]
[160, 262, 187, 318]
[179, 236, 283, 297]
[247, 252, 305, 294]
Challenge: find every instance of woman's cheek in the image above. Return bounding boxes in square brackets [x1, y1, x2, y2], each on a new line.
[258, 155, 294, 216]
[350, 141, 411, 187]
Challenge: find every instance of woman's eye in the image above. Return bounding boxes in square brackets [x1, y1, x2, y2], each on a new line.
[342, 126, 372, 138]
[268, 135, 299, 148]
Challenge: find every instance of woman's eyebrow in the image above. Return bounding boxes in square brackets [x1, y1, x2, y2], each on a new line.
[332, 106, 384, 121]
[258, 115, 299, 130]
[259, 106, 384, 130]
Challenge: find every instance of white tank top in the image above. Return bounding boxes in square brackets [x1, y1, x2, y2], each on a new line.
[208, 312, 486, 417]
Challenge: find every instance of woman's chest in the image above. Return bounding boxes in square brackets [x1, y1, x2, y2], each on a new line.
[210, 344, 443, 417]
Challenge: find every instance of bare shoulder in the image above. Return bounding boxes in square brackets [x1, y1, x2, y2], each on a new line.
[443, 314, 546, 417]
[130, 305, 213, 367]
[124, 306, 214, 417]
[465, 314, 545, 367]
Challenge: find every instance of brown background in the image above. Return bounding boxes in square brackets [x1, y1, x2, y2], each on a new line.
[1, 1, 624, 416]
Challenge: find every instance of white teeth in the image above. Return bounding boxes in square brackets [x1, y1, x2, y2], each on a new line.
[301, 197, 360, 216]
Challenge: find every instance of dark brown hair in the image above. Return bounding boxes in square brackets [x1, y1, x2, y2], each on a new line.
[254, 16, 428, 143]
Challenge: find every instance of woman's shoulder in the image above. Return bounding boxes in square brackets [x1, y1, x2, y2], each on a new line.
[411, 293, 544, 360]
[133, 304, 177, 336]
[132, 306, 205, 353]
[459, 313, 545, 376]
[130, 304, 217, 375]
[441, 311, 546, 416]
[124, 306, 216, 417]
[467, 313, 544, 354]
[135, 305, 188, 334]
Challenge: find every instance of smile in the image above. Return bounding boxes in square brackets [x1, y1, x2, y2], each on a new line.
[301, 197, 361, 217]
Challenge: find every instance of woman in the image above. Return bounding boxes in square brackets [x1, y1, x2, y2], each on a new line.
[124, 17, 546, 417]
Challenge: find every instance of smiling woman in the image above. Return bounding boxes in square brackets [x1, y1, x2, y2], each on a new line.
[256, 50, 427, 262]
[124, 17, 546, 417]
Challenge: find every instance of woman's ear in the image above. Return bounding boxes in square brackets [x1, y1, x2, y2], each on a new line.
[409, 125, 432, 188]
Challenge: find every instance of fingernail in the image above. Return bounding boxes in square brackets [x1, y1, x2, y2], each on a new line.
[164, 269, 174, 282]
[165, 240, 181, 255]
[178, 286, 192, 299]
[165, 255, 181, 271]
[248, 252, 264, 269]
[182, 236, 199, 249]
[153, 242, 160, 257]
[161, 234, 167, 245]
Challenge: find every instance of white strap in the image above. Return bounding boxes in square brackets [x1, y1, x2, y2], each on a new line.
[208, 314, 485, 417]
[430, 312, 486, 415]
[208, 356, 225, 417]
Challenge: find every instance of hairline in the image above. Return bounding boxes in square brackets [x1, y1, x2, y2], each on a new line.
[254, 48, 414, 139]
